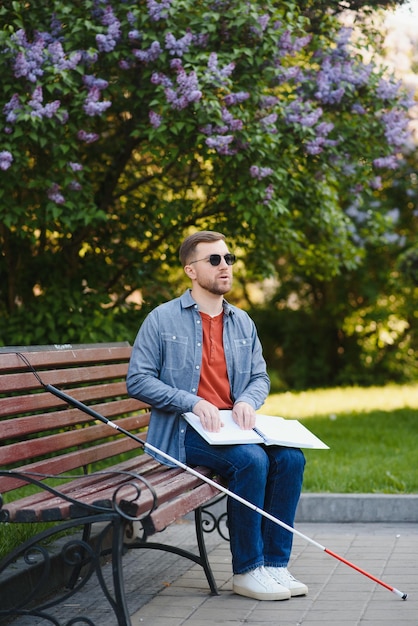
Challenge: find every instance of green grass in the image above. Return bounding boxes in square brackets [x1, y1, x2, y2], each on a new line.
[261, 383, 418, 494]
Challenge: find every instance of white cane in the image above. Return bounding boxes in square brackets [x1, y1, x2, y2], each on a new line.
[15, 352, 408, 602]
[42, 380, 408, 602]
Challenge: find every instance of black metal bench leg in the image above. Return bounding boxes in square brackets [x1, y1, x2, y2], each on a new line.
[109, 517, 132, 626]
[194, 507, 220, 595]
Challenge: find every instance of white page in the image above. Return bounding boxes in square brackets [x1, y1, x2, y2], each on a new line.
[183, 410, 329, 449]
[183, 410, 262, 444]
[254, 413, 329, 449]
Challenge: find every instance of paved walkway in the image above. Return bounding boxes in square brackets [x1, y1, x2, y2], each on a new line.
[130, 521, 417, 626]
[8, 519, 417, 626]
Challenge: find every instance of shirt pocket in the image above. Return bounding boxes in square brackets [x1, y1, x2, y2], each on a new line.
[161, 333, 189, 370]
[234, 337, 252, 373]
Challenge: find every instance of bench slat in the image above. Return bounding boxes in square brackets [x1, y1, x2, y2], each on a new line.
[0, 363, 130, 396]
[1, 414, 148, 465]
[0, 344, 131, 372]
[2, 464, 217, 524]
[0, 398, 146, 439]
[0, 436, 144, 493]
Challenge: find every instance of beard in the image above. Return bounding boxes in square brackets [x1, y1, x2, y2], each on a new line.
[197, 274, 232, 296]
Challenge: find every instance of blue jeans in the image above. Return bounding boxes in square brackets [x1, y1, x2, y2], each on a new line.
[185, 426, 305, 574]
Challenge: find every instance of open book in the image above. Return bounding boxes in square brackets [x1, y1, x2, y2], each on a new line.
[183, 410, 329, 450]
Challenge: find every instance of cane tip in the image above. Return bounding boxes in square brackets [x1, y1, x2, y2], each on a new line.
[402, 593, 408, 601]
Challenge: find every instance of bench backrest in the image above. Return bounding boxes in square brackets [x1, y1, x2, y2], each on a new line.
[0, 343, 150, 495]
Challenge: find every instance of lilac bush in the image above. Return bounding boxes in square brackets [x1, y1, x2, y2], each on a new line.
[0, 0, 415, 344]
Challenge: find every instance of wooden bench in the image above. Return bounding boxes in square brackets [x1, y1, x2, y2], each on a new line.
[0, 343, 225, 626]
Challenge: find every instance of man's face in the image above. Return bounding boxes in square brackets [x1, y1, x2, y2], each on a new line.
[187, 240, 233, 296]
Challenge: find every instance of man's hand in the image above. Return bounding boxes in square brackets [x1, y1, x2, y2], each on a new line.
[193, 399, 223, 432]
[232, 402, 256, 430]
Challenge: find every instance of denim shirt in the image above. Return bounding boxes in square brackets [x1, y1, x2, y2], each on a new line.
[126, 289, 270, 466]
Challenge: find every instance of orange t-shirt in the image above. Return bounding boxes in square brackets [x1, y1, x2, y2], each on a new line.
[197, 311, 233, 409]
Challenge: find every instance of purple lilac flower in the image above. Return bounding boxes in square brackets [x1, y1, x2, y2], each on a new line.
[223, 92, 250, 106]
[0, 151, 13, 170]
[28, 86, 61, 119]
[381, 109, 410, 149]
[47, 183, 65, 204]
[206, 53, 235, 85]
[259, 96, 278, 109]
[205, 134, 235, 155]
[260, 112, 277, 133]
[306, 137, 326, 155]
[147, 0, 172, 21]
[373, 155, 399, 169]
[68, 162, 83, 172]
[50, 13, 62, 38]
[10, 29, 28, 47]
[151, 72, 173, 88]
[43, 101, 61, 118]
[221, 108, 243, 131]
[336, 27, 353, 47]
[351, 103, 366, 114]
[119, 59, 132, 70]
[134, 41, 162, 63]
[314, 52, 372, 105]
[250, 165, 273, 180]
[199, 125, 213, 136]
[251, 13, 270, 36]
[284, 100, 323, 127]
[68, 181, 82, 191]
[96, 6, 121, 53]
[263, 184, 274, 205]
[83, 75, 109, 90]
[48, 41, 82, 71]
[165, 69, 202, 110]
[128, 30, 141, 42]
[306, 133, 338, 156]
[285, 98, 322, 127]
[82, 50, 99, 65]
[278, 30, 293, 54]
[315, 67, 346, 104]
[12, 31, 46, 83]
[77, 130, 100, 143]
[96, 34, 114, 53]
[170, 58, 182, 71]
[376, 78, 401, 101]
[258, 14, 270, 32]
[277, 30, 311, 57]
[3, 94, 22, 124]
[275, 66, 302, 84]
[205, 135, 231, 149]
[193, 33, 209, 48]
[165, 31, 193, 57]
[83, 87, 112, 116]
[149, 110, 162, 128]
[316, 122, 334, 136]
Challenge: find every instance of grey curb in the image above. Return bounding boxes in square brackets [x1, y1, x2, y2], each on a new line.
[196, 493, 418, 524]
[295, 492, 418, 523]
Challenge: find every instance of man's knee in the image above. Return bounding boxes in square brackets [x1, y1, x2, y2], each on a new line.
[273, 447, 306, 473]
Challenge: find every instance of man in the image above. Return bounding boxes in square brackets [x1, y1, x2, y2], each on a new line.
[127, 230, 307, 601]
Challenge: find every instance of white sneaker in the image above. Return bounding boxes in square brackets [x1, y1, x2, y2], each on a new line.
[233, 566, 291, 601]
[265, 566, 308, 596]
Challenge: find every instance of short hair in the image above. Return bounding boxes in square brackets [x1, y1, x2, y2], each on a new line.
[179, 230, 226, 267]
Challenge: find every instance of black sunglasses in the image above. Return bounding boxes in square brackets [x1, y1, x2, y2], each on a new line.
[189, 253, 236, 266]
